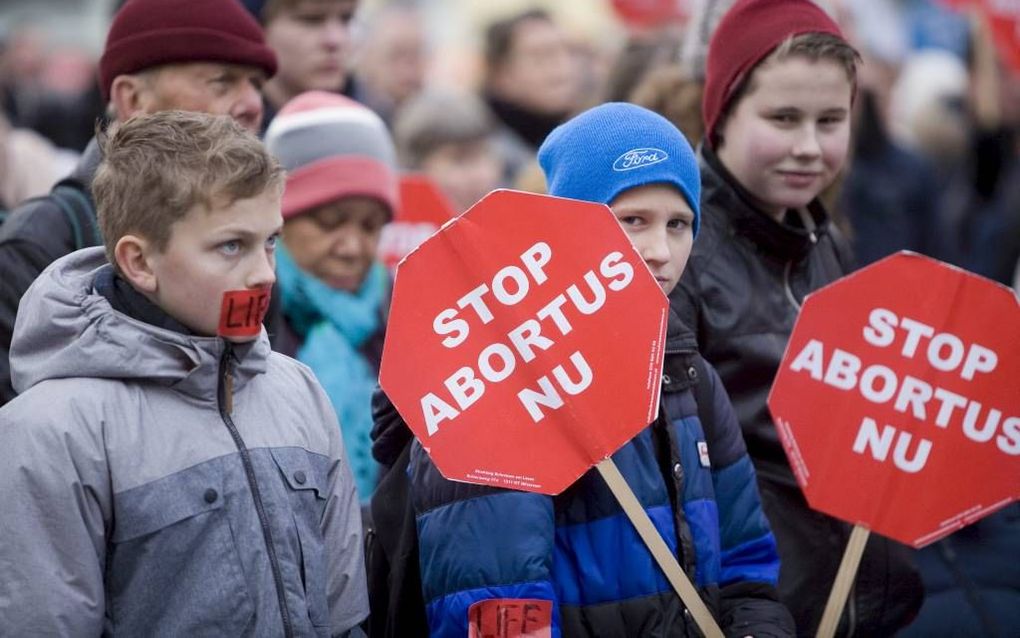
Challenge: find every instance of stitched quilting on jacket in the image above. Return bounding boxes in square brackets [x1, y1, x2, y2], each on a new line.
[0, 247, 368, 637]
[407, 308, 793, 637]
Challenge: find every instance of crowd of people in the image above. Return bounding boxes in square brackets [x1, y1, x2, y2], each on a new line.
[0, 0, 1016, 636]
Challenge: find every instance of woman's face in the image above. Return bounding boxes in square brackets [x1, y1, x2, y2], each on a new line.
[282, 196, 389, 292]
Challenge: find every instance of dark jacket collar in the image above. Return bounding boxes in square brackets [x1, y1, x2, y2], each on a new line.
[94, 265, 194, 335]
[484, 92, 565, 149]
[665, 304, 697, 354]
[700, 145, 831, 262]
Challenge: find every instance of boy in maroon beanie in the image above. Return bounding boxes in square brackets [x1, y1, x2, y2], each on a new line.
[671, 0, 923, 635]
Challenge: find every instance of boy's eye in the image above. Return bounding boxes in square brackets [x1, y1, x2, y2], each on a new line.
[667, 218, 691, 230]
[219, 240, 242, 256]
[619, 216, 643, 227]
[265, 234, 280, 251]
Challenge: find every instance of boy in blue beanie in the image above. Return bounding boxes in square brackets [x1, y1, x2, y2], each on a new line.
[372, 102, 793, 637]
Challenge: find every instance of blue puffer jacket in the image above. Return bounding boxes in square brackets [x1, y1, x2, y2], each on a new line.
[409, 308, 794, 637]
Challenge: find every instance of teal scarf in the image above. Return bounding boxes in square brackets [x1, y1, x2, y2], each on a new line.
[276, 245, 388, 502]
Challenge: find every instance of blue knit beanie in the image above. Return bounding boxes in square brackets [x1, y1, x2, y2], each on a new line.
[538, 102, 701, 237]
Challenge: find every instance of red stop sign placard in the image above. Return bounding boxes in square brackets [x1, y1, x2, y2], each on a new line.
[378, 174, 457, 270]
[379, 189, 668, 495]
[768, 252, 1019, 548]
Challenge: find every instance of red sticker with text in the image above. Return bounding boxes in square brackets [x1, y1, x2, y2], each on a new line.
[467, 598, 552, 638]
[218, 288, 271, 338]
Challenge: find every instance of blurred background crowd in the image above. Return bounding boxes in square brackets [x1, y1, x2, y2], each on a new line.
[0, 0, 1017, 635]
[2, 0, 1019, 291]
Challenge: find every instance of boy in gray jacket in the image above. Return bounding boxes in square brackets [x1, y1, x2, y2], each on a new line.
[0, 111, 368, 637]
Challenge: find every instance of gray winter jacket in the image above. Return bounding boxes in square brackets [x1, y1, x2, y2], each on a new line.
[0, 248, 369, 637]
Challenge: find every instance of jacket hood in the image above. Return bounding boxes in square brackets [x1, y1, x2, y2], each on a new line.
[10, 247, 269, 401]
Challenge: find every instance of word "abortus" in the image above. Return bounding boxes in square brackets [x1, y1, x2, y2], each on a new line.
[421, 241, 635, 435]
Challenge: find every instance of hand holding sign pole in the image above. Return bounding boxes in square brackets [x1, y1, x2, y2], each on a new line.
[380, 190, 723, 638]
[767, 252, 1019, 638]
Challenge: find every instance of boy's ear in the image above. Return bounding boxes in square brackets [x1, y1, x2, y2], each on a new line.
[109, 74, 152, 122]
[114, 235, 158, 294]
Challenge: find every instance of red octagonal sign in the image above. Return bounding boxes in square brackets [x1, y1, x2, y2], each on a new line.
[768, 252, 1019, 548]
[379, 189, 668, 495]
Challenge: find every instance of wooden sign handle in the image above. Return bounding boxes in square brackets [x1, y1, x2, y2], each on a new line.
[816, 524, 871, 638]
[596, 458, 724, 638]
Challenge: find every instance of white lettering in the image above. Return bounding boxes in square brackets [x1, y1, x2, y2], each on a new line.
[997, 417, 1020, 455]
[478, 343, 516, 382]
[961, 343, 998, 380]
[491, 265, 530, 306]
[520, 242, 552, 285]
[422, 393, 458, 436]
[600, 251, 634, 291]
[789, 339, 825, 380]
[507, 319, 553, 363]
[434, 308, 469, 349]
[824, 349, 861, 390]
[518, 377, 564, 423]
[863, 308, 897, 347]
[457, 283, 494, 324]
[445, 367, 484, 410]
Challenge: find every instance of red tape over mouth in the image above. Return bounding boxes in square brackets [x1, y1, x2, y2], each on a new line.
[218, 288, 271, 338]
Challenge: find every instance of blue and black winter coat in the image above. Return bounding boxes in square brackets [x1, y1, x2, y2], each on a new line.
[372, 308, 793, 637]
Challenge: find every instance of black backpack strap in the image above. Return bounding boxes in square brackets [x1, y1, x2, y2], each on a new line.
[51, 183, 100, 250]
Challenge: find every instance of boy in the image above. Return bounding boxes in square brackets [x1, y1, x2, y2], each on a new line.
[393, 90, 505, 214]
[242, 0, 359, 126]
[0, 111, 368, 636]
[0, 0, 277, 406]
[371, 103, 793, 637]
[671, 0, 922, 634]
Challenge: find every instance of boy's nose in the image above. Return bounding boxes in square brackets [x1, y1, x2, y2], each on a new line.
[640, 229, 671, 267]
[247, 250, 277, 289]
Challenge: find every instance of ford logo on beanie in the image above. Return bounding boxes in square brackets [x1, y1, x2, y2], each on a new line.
[538, 103, 701, 238]
[613, 148, 669, 172]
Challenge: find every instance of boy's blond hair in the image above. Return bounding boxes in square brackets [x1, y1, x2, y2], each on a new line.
[92, 111, 284, 267]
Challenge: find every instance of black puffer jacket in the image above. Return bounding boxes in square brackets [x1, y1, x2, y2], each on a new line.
[671, 148, 923, 637]
[0, 138, 101, 405]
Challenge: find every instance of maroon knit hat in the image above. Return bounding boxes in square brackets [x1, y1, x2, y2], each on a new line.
[99, 0, 277, 101]
[702, 0, 845, 148]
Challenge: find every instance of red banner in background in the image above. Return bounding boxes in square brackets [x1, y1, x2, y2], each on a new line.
[941, 0, 1020, 74]
[378, 174, 457, 271]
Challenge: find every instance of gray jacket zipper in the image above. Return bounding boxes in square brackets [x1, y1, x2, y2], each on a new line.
[218, 343, 294, 638]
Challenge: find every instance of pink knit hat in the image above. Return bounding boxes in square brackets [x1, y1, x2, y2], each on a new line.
[264, 92, 399, 220]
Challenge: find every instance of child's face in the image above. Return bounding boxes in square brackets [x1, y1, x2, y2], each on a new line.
[421, 139, 504, 214]
[716, 55, 852, 220]
[609, 183, 695, 295]
[265, 0, 357, 98]
[147, 190, 282, 340]
[282, 196, 389, 292]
